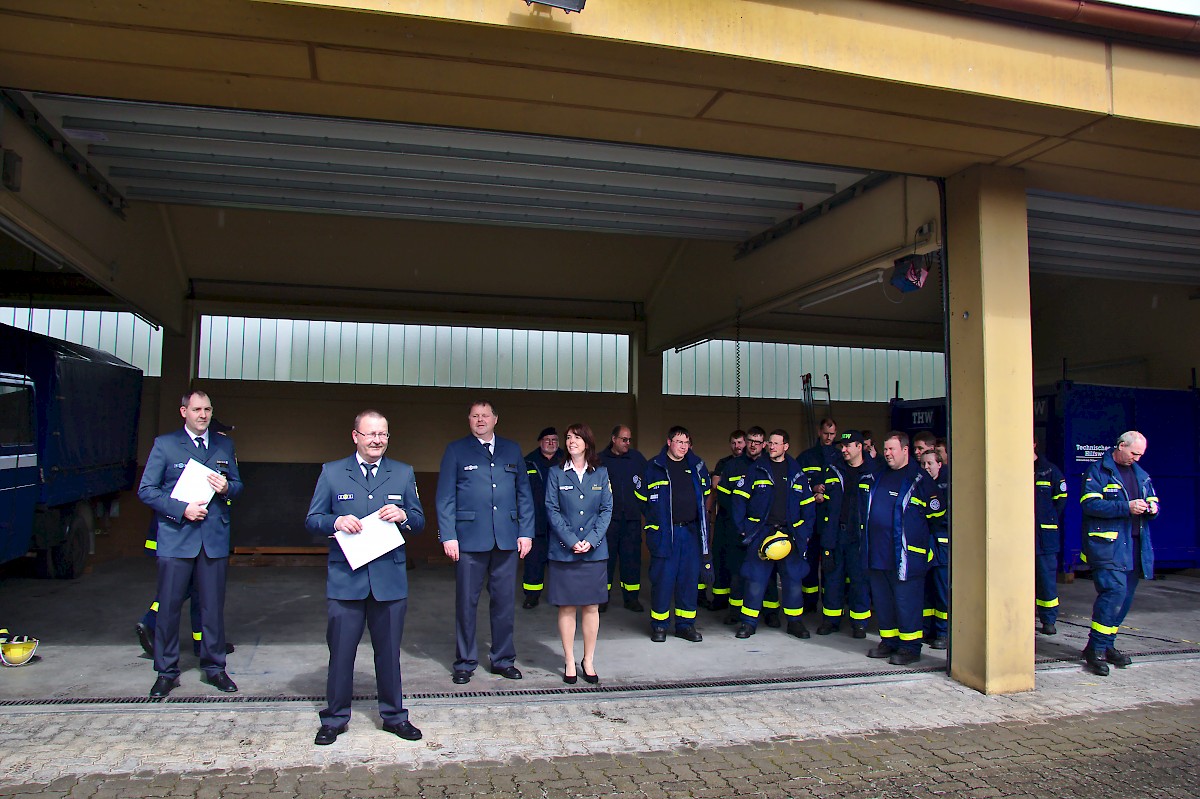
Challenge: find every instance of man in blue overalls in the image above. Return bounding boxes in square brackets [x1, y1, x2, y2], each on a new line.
[637, 426, 711, 643]
[1034, 442, 1068, 636]
[1080, 431, 1158, 677]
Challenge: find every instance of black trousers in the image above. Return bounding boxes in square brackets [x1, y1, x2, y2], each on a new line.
[321, 595, 408, 727]
[454, 547, 518, 672]
[153, 551, 227, 678]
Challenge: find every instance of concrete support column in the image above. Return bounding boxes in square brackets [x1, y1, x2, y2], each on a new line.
[631, 331, 664, 450]
[945, 165, 1035, 694]
[155, 304, 198, 433]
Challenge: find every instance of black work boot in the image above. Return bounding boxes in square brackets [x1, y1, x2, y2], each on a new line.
[1085, 647, 1110, 677]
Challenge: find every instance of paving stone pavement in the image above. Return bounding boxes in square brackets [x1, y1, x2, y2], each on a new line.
[2, 657, 1199, 797]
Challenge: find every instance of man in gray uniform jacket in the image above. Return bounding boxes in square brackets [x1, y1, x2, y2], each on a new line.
[436, 400, 535, 685]
[306, 409, 424, 745]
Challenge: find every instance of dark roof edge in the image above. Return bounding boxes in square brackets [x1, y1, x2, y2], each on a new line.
[913, 0, 1200, 48]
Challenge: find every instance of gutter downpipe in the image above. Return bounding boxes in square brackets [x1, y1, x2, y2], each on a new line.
[949, 0, 1200, 43]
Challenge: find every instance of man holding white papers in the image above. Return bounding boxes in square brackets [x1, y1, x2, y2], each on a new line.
[305, 410, 425, 746]
[137, 390, 243, 698]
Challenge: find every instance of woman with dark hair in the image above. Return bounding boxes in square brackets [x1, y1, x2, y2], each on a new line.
[544, 423, 613, 684]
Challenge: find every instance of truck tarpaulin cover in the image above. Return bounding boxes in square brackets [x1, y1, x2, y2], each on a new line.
[0, 323, 142, 506]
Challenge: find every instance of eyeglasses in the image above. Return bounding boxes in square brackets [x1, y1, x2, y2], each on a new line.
[746, 439, 765, 445]
[355, 430, 390, 440]
[617, 437, 632, 442]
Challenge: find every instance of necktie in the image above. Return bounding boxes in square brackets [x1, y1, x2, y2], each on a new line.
[364, 463, 376, 485]
[195, 436, 206, 454]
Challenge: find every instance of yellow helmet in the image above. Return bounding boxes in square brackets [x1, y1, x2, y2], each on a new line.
[0, 629, 39, 667]
[758, 530, 793, 561]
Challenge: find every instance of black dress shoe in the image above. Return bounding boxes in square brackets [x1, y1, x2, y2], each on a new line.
[314, 724, 347, 745]
[816, 622, 839, 636]
[451, 670, 471, 684]
[522, 596, 539, 609]
[852, 626, 867, 639]
[763, 613, 781, 629]
[735, 623, 755, 639]
[674, 627, 703, 643]
[786, 620, 810, 640]
[204, 671, 238, 693]
[650, 628, 667, 643]
[489, 664, 523, 680]
[1040, 622, 1057, 636]
[149, 676, 178, 698]
[888, 649, 921, 666]
[623, 599, 644, 613]
[580, 660, 599, 684]
[135, 622, 154, 656]
[1106, 647, 1132, 668]
[1085, 648, 1110, 677]
[383, 720, 423, 741]
[866, 643, 896, 659]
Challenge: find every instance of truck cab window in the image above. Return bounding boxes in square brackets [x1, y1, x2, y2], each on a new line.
[0, 384, 35, 446]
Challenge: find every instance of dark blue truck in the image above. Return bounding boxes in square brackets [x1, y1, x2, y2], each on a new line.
[0, 321, 142, 578]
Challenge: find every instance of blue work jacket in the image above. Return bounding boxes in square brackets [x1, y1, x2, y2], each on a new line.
[1034, 457, 1068, 556]
[719, 452, 762, 535]
[816, 458, 877, 553]
[1080, 449, 1158, 577]
[598, 446, 648, 521]
[742, 455, 816, 552]
[545, 463, 613, 562]
[636, 448, 711, 557]
[864, 462, 936, 581]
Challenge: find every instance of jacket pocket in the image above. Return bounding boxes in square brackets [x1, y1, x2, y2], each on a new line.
[456, 511, 476, 521]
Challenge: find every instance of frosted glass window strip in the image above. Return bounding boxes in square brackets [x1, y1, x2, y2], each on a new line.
[662, 339, 947, 402]
[481, 327, 499, 389]
[31, 306, 159, 375]
[509, 329, 526, 390]
[193, 315, 627, 391]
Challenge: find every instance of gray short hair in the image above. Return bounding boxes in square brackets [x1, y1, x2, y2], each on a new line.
[1117, 431, 1145, 447]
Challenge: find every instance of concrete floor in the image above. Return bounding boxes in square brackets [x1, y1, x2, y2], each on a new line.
[1, 556, 1198, 701]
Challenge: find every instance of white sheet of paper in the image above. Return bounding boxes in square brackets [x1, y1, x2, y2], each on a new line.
[169, 458, 218, 505]
[334, 509, 406, 571]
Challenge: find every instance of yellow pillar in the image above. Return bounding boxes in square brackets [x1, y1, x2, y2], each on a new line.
[946, 165, 1035, 694]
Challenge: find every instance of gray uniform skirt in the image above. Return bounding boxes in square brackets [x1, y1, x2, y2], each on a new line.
[546, 559, 608, 607]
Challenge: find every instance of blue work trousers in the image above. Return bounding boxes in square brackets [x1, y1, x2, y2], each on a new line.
[820, 533, 870, 628]
[649, 524, 700, 631]
[605, 519, 643, 600]
[1035, 552, 1060, 626]
[868, 568, 924, 655]
[1088, 565, 1141, 653]
[739, 546, 808, 630]
[522, 535, 548, 598]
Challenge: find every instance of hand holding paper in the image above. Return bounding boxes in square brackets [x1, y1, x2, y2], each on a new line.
[170, 459, 219, 505]
[334, 509, 406, 571]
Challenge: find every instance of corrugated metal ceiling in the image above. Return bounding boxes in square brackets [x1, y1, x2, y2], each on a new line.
[23, 92, 871, 242]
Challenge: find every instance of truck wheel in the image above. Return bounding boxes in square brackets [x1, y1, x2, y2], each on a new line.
[47, 503, 92, 579]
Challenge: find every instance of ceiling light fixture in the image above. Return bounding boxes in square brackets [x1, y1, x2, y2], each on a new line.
[794, 270, 885, 310]
[524, 0, 585, 12]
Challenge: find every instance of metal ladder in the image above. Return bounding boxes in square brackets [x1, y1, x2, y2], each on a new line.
[801, 373, 833, 447]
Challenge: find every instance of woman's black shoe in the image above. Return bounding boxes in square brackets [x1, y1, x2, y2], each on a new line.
[580, 660, 599, 684]
[563, 666, 578, 685]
